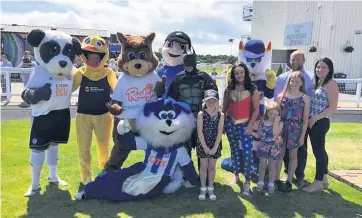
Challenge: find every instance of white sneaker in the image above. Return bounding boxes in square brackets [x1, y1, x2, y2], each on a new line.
[24, 186, 41, 197]
[74, 191, 85, 200]
[257, 182, 264, 192]
[48, 177, 69, 186]
[268, 183, 275, 194]
[242, 183, 251, 196]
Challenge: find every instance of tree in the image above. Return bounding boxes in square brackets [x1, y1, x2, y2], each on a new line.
[276, 64, 283, 76]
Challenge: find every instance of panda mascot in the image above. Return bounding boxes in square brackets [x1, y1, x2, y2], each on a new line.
[21, 29, 81, 197]
[221, 40, 276, 180]
[156, 31, 192, 97]
[75, 98, 198, 201]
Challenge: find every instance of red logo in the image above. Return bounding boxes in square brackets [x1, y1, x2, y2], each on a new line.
[126, 83, 154, 102]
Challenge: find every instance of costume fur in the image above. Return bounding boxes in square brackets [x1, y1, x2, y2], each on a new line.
[103, 32, 164, 173]
[157, 31, 192, 97]
[21, 29, 81, 196]
[72, 36, 118, 185]
[75, 98, 198, 201]
[221, 39, 276, 175]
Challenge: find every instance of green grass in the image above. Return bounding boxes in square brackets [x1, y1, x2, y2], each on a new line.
[1, 120, 362, 218]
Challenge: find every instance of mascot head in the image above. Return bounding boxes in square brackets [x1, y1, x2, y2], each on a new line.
[80, 35, 109, 71]
[161, 31, 191, 67]
[27, 29, 82, 79]
[136, 98, 195, 147]
[117, 32, 158, 77]
[238, 39, 272, 80]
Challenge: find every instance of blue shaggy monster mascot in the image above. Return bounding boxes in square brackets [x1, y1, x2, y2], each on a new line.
[221, 39, 276, 179]
[157, 31, 192, 97]
[75, 98, 198, 201]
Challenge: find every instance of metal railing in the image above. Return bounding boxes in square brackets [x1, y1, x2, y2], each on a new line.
[1, 67, 361, 108]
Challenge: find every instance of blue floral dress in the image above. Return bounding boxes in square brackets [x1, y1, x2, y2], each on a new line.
[281, 95, 305, 150]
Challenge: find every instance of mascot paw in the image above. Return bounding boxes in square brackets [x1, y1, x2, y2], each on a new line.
[117, 119, 131, 135]
[265, 69, 276, 89]
[155, 76, 166, 98]
[105, 102, 123, 116]
[182, 180, 195, 188]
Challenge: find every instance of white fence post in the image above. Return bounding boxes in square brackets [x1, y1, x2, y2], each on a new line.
[5, 72, 11, 102]
[356, 80, 361, 108]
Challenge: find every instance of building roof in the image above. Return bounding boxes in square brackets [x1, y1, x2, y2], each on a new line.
[0, 24, 109, 38]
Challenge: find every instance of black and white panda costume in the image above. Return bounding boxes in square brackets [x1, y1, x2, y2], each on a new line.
[21, 29, 81, 197]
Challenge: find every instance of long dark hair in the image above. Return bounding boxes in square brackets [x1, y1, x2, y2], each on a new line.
[314, 57, 334, 89]
[227, 62, 255, 94]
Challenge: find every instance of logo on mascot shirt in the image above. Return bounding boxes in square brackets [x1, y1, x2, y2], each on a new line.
[148, 155, 167, 168]
[126, 83, 154, 102]
[56, 83, 68, 97]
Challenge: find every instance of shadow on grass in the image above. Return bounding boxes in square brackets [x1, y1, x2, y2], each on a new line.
[248, 184, 362, 218]
[20, 182, 245, 218]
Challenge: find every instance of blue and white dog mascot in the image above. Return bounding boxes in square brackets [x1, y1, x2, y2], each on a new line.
[75, 98, 198, 201]
[221, 39, 276, 176]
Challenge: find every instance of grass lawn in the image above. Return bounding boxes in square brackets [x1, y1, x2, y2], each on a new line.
[1, 120, 362, 218]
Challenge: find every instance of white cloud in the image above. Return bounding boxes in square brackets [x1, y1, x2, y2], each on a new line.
[1, 0, 252, 55]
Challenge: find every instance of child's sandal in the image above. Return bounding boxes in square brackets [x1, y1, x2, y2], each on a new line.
[198, 187, 207, 200]
[207, 186, 217, 200]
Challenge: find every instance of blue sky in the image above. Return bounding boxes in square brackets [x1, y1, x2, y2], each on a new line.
[1, 0, 252, 55]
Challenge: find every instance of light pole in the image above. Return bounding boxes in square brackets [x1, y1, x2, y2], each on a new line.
[228, 38, 234, 56]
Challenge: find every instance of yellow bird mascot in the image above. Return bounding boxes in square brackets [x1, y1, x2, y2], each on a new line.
[72, 36, 117, 190]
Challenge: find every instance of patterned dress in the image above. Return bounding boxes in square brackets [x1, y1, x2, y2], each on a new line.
[255, 121, 282, 160]
[196, 110, 222, 159]
[281, 95, 305, 150]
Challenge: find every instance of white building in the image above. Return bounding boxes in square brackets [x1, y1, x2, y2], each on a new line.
[245, 1, 362, 79]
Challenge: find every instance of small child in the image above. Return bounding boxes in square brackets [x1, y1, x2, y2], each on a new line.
[196, 90, 224, 200]
[252, 102, 283, 194]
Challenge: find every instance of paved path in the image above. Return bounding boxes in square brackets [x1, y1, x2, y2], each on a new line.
[329, 170, 362, 192]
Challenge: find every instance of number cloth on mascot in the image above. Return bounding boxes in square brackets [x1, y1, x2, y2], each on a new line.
[221, 39, 276, 175]
[72, 36, 118, 186]
[21, 29, 81, 196]
[99, 32, 164, 175]
[157, 31, 192, 97]
[74, 98, 198, 201]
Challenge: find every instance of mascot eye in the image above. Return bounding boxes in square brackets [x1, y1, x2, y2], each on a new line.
[139, 51, 147, 60]
[255, 57, 262, 62]
[246, 58, 253, 62]
[84, 38, 91, 44]
[159, 111, 168, 119]
[128, 52, 136, 60]
[180, 44, 186, 50]
[66, 47, 73, 55]
[50, 46, 59, 54]
[167, 42, 173, 48]
[167, 111, 176, 119]
[96, 40, 104, 47]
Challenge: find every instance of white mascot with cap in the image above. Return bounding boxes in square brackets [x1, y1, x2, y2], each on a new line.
[157, 31, 192, 97]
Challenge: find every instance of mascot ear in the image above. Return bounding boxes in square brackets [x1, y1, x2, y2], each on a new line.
[145, 32, 156, 44]
[27, 29, 46, 47]
[239, 40, 244, 51]
[117, 32, 127, 44]
[265, 40, 272, 51]
[72, 37, 82, 55]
